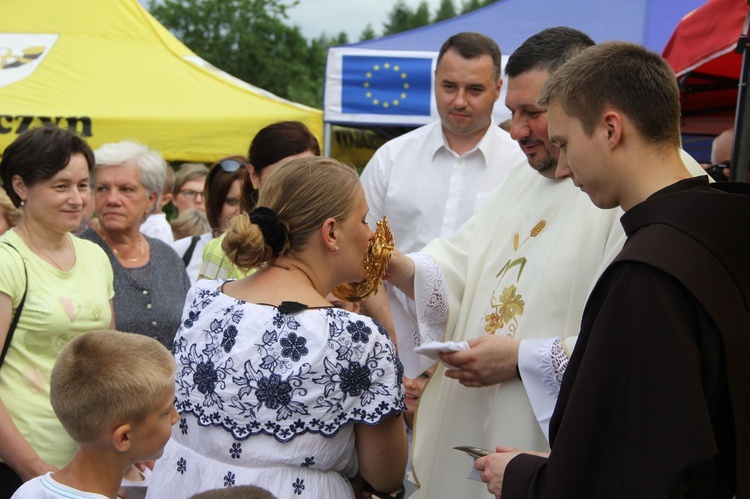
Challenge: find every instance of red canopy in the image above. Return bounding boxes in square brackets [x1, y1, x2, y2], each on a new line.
[662, 0, 750, 134]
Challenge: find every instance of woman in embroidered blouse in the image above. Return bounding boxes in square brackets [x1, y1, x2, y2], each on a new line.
[147, 157, 407, 499]
[0, 125, 114, 497]
[80, 141, 190, 350]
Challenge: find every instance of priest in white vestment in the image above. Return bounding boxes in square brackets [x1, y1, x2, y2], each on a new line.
[385, 28, 709, 499]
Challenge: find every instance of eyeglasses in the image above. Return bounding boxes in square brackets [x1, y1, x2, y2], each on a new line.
[179, 189, 205, 200]
[219, 159, 246, 172]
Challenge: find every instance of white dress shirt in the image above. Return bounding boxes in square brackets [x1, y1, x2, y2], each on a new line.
[360, 119, 526, 253]
[140, 212, 174, 244]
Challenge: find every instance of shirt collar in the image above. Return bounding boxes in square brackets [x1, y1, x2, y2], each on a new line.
[430, 118, 498, 164]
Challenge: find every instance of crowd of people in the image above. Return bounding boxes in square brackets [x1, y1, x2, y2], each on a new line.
[0, 25, 747, 499]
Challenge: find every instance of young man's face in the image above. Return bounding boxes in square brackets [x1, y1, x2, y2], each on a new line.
[506, 70, 558, 179]
[435, 49, 501, 143]
[548, 100, 619, 209]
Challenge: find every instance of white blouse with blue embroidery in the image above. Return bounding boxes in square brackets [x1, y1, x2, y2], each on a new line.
[146, 280, 405, 499]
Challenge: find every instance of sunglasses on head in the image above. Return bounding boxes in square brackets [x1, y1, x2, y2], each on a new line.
[219, 159, 246, 172]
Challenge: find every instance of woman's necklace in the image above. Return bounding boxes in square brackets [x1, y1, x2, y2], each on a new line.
[21, 226, 73, 271]
[266, 262, 316, 289]
[102, 231, 145, 262]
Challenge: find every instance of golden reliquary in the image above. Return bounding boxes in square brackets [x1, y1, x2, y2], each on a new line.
[332, 216, 394, 302]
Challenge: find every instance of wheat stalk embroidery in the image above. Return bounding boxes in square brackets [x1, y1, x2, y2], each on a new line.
[514, 220, 548, 250]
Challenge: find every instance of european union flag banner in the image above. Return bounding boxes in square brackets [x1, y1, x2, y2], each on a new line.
[341, 55, 432, 116]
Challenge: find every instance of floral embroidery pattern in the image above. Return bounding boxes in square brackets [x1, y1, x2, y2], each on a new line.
[314, 341, 394, 411]
[346, 320, 371, 344]
[183, 310, 200, 328]
[292, 478, 305, 495]
[177, 457, 186, 474]
[173, 284, 405, 443]
[280, 332, 309, 362]
[301, 456, 315, 467]
[340, 362, 371, 396]
[224, 471, 235, 487]
[179, 418, 188, 435]
[221, 325, 238, 353]
[194, 360, 219, 394]
[485, 285, 526, 334]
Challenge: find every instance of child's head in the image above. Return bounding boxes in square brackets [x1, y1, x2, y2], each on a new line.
[325, 292, 361, 314]
[50, 330, 177, 459]
[190, 485, 277, 499]
[403, 364, 436, 430]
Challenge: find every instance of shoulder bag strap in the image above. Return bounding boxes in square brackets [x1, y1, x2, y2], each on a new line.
[182, 235, 201, 267]
[0, 242, 28, 369]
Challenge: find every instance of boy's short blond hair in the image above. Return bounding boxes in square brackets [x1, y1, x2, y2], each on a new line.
[50, 330, 176, 444]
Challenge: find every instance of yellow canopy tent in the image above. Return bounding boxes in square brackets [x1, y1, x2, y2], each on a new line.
[0, 0, 322, 162]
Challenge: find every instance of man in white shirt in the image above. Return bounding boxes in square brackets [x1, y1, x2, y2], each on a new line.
[360, 31, 525, 253]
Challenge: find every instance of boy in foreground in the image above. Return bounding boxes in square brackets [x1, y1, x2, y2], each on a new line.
[475, 41, 750, 498]
[13, 330, 178, 499]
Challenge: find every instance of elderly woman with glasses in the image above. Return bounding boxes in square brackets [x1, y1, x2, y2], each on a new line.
[80, 141, 190, 350]
[171, 156, 249, 283]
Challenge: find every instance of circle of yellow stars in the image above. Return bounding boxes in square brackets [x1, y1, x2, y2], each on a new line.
[364, 62, 409, 109]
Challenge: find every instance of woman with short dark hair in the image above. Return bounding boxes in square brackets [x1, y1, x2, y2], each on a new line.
[0, 125, 114, 497]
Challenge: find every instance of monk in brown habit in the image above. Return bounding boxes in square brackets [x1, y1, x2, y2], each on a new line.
[476, 41, 750, 499]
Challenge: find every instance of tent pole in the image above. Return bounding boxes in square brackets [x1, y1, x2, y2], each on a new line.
[324, 122, 332, 157]
[729, 7, 750, 182]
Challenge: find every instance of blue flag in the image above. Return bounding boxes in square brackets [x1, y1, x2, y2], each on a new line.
[341, 55, 432, 116]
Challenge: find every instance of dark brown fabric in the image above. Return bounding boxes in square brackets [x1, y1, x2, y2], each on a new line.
[503, 178, 750, 499]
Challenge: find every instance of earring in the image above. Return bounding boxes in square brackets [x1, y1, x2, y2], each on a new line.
[19, 200, 25, 207]
[332, 246, 339, 255]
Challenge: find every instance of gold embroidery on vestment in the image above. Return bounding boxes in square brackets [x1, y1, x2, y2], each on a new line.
[482, 207, 560, 336]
